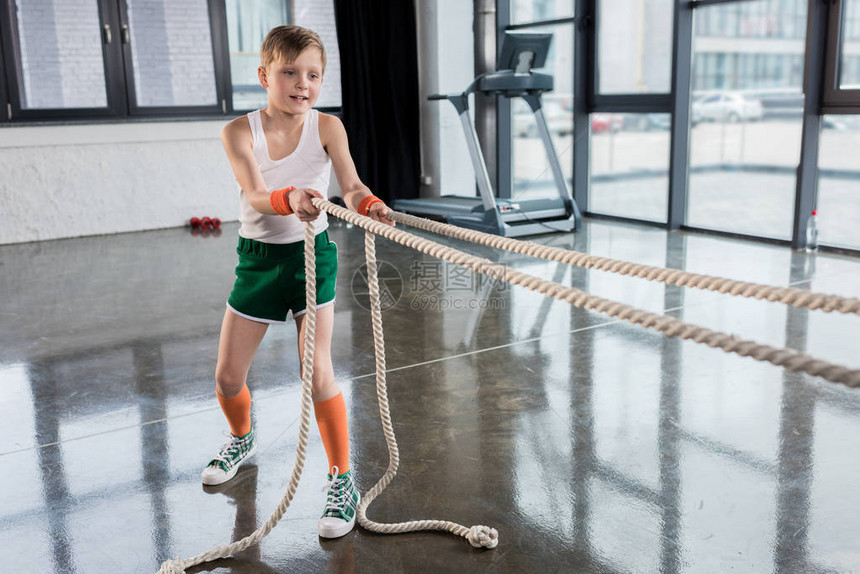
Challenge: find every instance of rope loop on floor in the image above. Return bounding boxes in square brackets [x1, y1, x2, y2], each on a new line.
[354, 230, 500, 547]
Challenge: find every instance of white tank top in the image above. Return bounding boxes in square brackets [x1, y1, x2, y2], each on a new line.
[237, 108, 331, 244]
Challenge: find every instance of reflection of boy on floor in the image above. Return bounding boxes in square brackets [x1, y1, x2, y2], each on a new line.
[202, 25, 393, 539]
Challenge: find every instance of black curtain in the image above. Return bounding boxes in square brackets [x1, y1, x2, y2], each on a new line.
[333, 0, 420, 202]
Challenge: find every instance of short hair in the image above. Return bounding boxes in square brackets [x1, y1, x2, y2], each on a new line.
[260, 25, 327, 73]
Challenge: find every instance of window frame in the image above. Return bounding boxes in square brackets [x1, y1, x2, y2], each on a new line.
[0, 0, 130, 121]
[822, 0, 860, 113]
[499, 7, 576, 203]
[0, 8, 8, 123]
[586, 0, 675, 225]
[0, 0, 341, 124]
[590, 0, 674, 113]
[117, 0, 228, 118]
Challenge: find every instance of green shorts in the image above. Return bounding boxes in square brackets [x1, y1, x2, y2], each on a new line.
[227, 231, 338, 323]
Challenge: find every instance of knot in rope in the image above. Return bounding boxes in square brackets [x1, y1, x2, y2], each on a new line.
[466, 525, 499, 549]
[156, 558, 185, 574]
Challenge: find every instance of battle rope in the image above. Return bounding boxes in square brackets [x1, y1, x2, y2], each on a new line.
[158, 199, 858, 571]
[312, 199, 860, 388]
[157, 218, 497, 574]
[385, 210, 860, 316]
[355, 229, 499, 548]
[157, 223, 319, 573]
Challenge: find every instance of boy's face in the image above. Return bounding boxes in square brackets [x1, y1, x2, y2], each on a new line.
[258, 47, 324, 114]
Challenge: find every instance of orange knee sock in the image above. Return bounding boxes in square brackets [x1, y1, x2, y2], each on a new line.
[217, 385, 252, 437]
[314, 392, 350, 474]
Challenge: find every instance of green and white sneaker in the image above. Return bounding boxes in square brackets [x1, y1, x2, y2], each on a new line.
[201, 428, 257, 486]
[318, 466, 360, 538]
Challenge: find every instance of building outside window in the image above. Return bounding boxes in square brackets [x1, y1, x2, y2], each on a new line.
[686, 0, 809, 240]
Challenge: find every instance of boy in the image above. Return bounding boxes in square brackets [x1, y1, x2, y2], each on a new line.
[203, 25, 393, 539]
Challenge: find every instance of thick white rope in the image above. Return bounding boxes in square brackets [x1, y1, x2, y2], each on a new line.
[386, 211, 860, 316]
[157, 222, 319, 573]
[158, 198, 858, 571]
[158, 219, 498, 573]
[312, 198, 860, 388]
[356, 230, 499, 548]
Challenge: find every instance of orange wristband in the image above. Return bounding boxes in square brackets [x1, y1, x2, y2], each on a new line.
[358, 195, 384, 216]
[270, 186, 296, 216]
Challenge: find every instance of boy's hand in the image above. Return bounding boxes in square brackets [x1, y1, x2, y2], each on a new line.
[288, 188, 325, 221]
[367, 202, 395, 227]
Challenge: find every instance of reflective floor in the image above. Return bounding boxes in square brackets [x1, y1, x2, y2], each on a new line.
[2, 218, 859, 573]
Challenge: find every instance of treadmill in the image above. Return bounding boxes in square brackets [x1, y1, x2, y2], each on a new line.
[394, 32, 581, 237]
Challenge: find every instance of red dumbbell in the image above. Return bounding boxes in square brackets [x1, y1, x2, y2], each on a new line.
[190, 216, 222, 234]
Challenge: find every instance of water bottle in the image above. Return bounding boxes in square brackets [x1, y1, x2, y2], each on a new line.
[805, 209, 819, 253]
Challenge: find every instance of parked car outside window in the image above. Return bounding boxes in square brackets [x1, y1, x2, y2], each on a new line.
[692, 92, 764, 123]
[590, 113, 623, 134]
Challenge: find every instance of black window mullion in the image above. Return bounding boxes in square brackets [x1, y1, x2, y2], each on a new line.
[0, 0, 10, 123]
[116, 0, 139, 116]
[496, 0, 512, 201]
[208, 0, 231, 115]
[0, 0, 25, 120]
[668, 0, 695, 230]
[506, 16, 576, 31]
[100, 0, 128, 117]
[822, 0, 841, 98]
[591, 94, 672, 113]
[791, 0, 827, 250]
[574, 0, 593, 214]
[590, 0, 599, 104]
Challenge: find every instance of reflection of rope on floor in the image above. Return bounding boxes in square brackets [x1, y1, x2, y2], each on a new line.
[159, 200, 858, 572]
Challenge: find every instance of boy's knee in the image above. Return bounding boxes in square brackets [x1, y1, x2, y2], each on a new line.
[215, 365, 247, 397]
[312, 379, 339, 402]
[310, 358, 333, 380]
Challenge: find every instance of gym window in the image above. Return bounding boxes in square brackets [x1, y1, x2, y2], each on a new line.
[0, 0, 341, 123]
[822, 0, 860, 112]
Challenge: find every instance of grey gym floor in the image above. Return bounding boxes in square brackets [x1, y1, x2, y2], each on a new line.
[1, 217, 859, 573]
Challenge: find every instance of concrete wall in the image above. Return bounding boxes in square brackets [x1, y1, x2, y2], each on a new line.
[0, 121, 237, 245]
